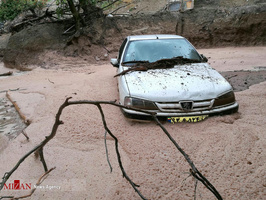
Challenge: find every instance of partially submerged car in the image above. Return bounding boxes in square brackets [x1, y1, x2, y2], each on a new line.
[111, 35, 238, 120]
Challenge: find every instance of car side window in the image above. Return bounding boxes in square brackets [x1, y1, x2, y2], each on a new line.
[118, 38, 127, 62]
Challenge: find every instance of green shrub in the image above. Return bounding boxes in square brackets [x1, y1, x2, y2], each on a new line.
[0, 0, 47, 21]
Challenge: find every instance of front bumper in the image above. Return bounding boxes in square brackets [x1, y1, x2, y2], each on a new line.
[121, 102, 239, 117]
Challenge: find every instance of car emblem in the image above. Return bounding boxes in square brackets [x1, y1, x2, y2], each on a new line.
[180, 101, 193, 111]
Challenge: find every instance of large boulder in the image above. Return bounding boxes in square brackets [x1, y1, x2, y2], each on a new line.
[3, 23, 67, 70]
[0, 33, 11, 61]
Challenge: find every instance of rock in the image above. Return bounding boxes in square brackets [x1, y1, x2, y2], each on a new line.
[95, 56, 100, 61]
[0, 33, 11, 60]
[3, 23, 68, 70]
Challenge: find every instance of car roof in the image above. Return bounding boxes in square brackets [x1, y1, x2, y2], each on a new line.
[127, 34, 184, 41]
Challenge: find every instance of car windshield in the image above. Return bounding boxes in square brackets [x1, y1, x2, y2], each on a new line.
[122, 38, 201, 64]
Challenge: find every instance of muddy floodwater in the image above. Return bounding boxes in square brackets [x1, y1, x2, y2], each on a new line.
[0, 46, 265, 200]
[0, 95, 27, 140]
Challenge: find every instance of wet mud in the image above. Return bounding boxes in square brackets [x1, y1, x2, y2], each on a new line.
[221, 68, 266, 92]
[0, 68, 265, 142]
[0, 95, 27, 140]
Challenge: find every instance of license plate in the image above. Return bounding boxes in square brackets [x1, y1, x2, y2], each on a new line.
[167, 115, 208, 124]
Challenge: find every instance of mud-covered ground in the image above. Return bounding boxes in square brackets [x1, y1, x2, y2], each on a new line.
[0, 46, 265, 200]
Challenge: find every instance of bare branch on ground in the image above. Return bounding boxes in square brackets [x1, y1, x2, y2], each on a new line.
[22, 130, 29, 140]
[0, 89, 26, 94]
[0, 71, 13, 77]
[104, 131, 113, 173]
[109, 3, 131, 15]
[0, 98, 223, 200]
[6, 92, 31, 126]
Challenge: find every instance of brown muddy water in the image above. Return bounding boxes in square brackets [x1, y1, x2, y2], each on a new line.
[221, 68, 266, 92]
[0, 96, 27, 140]
[0, 68, 265, 143]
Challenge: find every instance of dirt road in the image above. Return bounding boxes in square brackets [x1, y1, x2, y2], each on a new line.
[0, 46, 265, 199]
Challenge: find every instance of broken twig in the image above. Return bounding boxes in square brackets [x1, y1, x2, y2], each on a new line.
[0, 88, 26, 94]
[0, 71, 13, 77]
[48, 79, 55, 84]
[110, 3, 131, 14]
[22, 130, 29, 140]
[104, 131, 112, 173]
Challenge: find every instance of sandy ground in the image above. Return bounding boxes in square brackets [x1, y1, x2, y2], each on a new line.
[0, 47, 265, 199]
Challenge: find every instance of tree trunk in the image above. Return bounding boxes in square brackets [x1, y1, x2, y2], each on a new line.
[66, 0, 82, 31]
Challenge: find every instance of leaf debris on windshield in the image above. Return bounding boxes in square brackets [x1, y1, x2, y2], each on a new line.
[115, 57, 202, 77]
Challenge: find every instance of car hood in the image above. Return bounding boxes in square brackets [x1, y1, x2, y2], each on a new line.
[123, 63, 232, 101]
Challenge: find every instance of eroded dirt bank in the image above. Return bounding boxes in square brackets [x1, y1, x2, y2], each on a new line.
[0, 47, 265, 199]
[1, 2, 265, 70]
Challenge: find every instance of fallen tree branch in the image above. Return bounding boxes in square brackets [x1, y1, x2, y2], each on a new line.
[0, 88, 26, 94]
[114, 57, 203, 77]
[136, 6, 148, 14]
[6, 92, 31, 126]
[0, 97, 71, 191]
[11, 10, 55, 31]
[0, 196, 14, 199]
[38, 147, 48, 172]
[0, 71, 13, 77]
[194, 178, 198, 200]
[102, 0, 120, 11]
[96, 104, 146, 199]
[0, 98, 223, 200]
[22, 130, 29, 140]
[109, 3, 131, 15]
[104, 131, 113, 173]
[153, 116, 223, 200]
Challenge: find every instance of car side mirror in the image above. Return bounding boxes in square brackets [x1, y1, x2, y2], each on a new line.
[200, 54, 208, 62]
[111, 58, 119, 67]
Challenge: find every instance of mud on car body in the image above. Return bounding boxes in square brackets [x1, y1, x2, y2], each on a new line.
[111, 35, 239, 120]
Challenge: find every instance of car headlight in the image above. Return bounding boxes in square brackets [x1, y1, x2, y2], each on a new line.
[124, 97, 158, 110]
[213, 91, 236, 108]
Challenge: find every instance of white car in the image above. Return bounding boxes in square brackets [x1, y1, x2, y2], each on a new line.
[111, 35, 239, 120]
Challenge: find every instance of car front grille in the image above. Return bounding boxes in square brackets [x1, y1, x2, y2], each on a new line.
[155, 99, 215, 112]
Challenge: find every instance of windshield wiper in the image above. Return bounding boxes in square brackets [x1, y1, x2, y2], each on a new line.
[122, 60, 149, 65]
